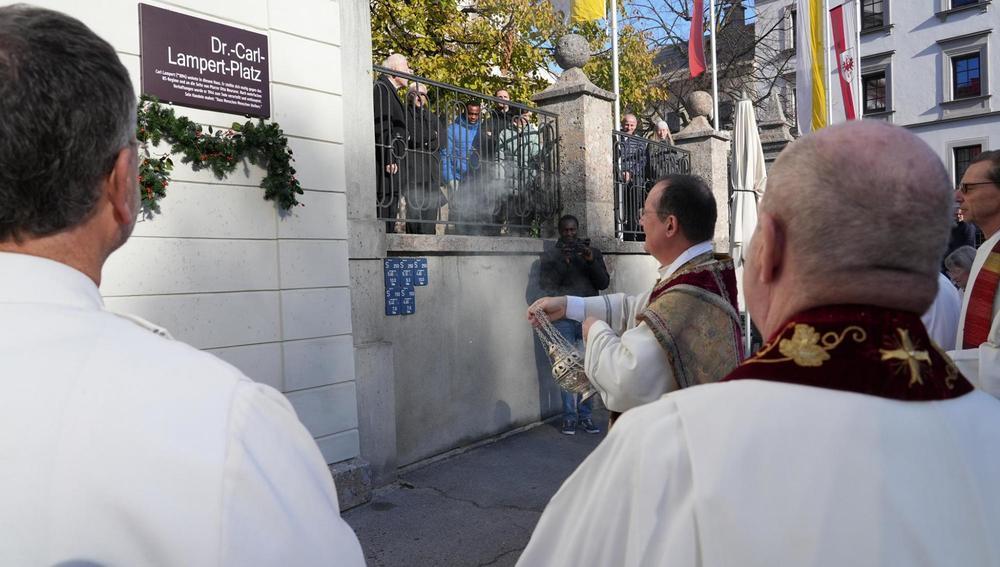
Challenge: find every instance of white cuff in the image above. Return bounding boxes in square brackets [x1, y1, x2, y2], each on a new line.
[566, 296, 585, 322]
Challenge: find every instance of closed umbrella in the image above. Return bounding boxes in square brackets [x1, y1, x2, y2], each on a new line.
[729, 96, 767, 354]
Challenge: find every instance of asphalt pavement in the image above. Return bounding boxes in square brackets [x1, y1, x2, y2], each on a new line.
[344, 408, 608, 567]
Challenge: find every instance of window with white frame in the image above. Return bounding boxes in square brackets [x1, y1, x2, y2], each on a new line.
[786, 7, 797, 52]
[863, 72, 887, 113]
[861, 0, 884, 31]
[860, 51, 893, 118]
[953, 53, 982, 99]
[954, 144, 983, 187]
[938, 0, 989, 21]
[937, 30, 990, 115]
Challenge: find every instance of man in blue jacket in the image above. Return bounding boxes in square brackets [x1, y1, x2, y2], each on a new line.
[442, 101, 487, 234]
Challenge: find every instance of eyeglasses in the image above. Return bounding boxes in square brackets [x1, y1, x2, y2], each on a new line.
[638, 207, 664, 219]
[957, 181, 996, 194]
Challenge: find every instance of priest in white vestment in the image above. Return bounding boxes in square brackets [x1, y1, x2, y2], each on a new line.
[948, 150, 1000, 397]
[529, 175, 744, 420]
[922, 272, 960, 350]
[0, 7, 364, 565]
[517, 122, 1000, 567]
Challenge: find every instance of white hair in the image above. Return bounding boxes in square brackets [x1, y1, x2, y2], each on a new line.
[945, 245, 977, 273]
[656, 120, 669, 130]
[382, 53, 409, 72]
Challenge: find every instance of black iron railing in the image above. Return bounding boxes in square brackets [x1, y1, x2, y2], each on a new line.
[612, 130, 691, 240]
[373, 65, 560, 236]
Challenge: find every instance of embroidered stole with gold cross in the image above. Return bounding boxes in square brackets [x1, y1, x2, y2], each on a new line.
[723, 305, 972, 401]
[963, 239, 1000, 349]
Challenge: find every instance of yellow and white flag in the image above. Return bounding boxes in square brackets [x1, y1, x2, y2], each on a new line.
[549, 0, 605, 24]
[795, 0, 828, 133]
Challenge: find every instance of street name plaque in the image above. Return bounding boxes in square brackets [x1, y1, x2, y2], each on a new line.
[139, 4, 270, 117]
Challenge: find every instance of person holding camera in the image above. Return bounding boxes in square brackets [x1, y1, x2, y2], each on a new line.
[539, 215, 610, 435]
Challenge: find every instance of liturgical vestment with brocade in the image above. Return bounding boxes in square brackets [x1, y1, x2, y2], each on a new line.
[572, 247, 743, 413]
[518, 305, 1000, 567]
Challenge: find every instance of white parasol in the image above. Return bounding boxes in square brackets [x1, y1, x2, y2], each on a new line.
[729, 96, 767, 353]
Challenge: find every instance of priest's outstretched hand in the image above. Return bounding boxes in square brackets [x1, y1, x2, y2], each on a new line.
[527, 296, 567, 328]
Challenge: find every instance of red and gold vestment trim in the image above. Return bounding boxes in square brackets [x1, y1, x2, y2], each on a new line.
[723, 305, 972, 401]
[963, 239, 1000, 348]
[638, 252, 744, 389]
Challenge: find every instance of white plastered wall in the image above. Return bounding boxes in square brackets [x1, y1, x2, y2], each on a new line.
[32, 0, 360, 465]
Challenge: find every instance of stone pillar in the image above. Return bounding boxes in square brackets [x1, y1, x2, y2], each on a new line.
[532, 35, 617, 243]
[673, 91, 733, 252]
[757, 91, 795, 168]
[342, 0, 393, 495]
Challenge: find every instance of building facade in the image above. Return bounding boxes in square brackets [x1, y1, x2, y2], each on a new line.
[755, 0, 997, 181]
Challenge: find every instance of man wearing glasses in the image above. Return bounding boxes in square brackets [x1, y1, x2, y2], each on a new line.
[529, 175, 744, 426]
[949, 150, 1000, 398]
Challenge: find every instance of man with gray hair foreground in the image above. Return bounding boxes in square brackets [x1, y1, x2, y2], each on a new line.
[517, 121, 1000, 566]
[0, 6, 363, 565]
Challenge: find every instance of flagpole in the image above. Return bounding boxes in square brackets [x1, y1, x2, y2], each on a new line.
[854, 0, 862, 117]
[824, 0, 832, 126]
[611, 0, 621, 127]
[709, 0, 719, 131]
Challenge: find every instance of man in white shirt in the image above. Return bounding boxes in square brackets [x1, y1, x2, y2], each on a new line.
[517, 121, 1000, 567]
[0, 7, 364, 566]
[529, 174, 743, 422]
[922, 272, 961, 350]
[948, 150, 1000, 397]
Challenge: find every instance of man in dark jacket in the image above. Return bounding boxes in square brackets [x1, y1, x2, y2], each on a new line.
[403, 84, 445, 234]
[616, 114, 648, 241]
[374, 54, 410, 232]
[539, 215, 611, 434]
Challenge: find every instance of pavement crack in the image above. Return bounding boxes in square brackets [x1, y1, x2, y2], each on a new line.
[412, 484, 544, 514]
[477, 547, 520, 567]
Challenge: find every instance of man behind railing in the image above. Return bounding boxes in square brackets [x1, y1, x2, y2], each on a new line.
[496, 111, 541, 236]
[616, 114, 648, 241]
[646, 120, 677, 181]
[617, 114, 648, 185]
[402, 83, 446, 235]
[373, 53, 411, 233]
[443, 100, 507, 236]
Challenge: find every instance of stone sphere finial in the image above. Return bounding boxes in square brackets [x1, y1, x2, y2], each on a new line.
[686, 91, 714, 120]
[555, 34, 591, 70]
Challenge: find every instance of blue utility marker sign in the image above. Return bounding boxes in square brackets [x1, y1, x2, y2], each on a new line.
[384, 257, 428, 315]
[384, 286, 416, 316]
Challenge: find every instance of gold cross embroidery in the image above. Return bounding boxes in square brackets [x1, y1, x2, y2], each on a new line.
[880, 329, 931, 387]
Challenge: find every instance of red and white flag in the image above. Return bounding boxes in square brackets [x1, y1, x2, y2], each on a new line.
[829, 1, 860, 122]
[689, 0, 706, 78]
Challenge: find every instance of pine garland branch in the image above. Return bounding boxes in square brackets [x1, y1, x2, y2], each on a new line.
[136, 95, 303, 215]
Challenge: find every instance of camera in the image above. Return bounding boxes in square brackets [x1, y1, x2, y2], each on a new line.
[557, 238, 591, 256]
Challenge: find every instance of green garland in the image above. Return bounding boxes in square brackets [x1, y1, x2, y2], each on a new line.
[136, 95, 303, 214]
